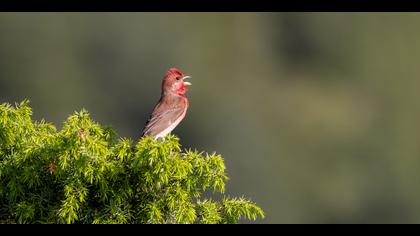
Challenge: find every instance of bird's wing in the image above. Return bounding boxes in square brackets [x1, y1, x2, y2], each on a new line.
[142, 102, 186, 137]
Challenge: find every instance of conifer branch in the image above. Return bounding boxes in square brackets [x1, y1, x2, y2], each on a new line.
[0, 101, 264, 224]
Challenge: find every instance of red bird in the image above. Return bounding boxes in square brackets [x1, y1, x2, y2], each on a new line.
[142, 68, 192, 139]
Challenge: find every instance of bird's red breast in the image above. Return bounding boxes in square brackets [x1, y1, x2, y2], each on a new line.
[142, 68, 192, 139]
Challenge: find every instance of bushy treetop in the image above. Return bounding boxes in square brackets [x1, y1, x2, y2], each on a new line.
[0, 101, 264, 224]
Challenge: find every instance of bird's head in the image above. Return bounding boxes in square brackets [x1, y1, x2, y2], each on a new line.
[162, 68, 192, 96]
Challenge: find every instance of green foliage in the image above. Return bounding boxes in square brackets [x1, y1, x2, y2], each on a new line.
[0, 101, 264, 224]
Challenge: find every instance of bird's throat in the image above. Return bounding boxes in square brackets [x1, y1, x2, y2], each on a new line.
[164, 90, 185, 98]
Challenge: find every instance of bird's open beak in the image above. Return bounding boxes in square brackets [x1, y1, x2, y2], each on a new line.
[182, 76, 192, 86]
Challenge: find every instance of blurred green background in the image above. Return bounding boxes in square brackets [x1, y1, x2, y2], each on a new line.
[1, 12, 420, 223]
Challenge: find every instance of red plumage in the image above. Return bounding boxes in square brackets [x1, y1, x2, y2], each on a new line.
[142, 68, 192, 139]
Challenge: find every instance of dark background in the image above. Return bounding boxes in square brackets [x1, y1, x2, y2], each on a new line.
[1, 13, 420, 223]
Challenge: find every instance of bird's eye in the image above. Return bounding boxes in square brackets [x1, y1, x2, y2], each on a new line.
[175, 77, 181, 80]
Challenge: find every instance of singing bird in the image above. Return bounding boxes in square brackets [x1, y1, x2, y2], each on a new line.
[142, 68, 192, 139]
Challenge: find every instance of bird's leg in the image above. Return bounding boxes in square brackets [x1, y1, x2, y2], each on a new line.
[161, 133, 170, 142]
[155, 136, 166, 142]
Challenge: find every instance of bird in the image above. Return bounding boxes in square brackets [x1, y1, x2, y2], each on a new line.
[141, 68, 192, 139]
